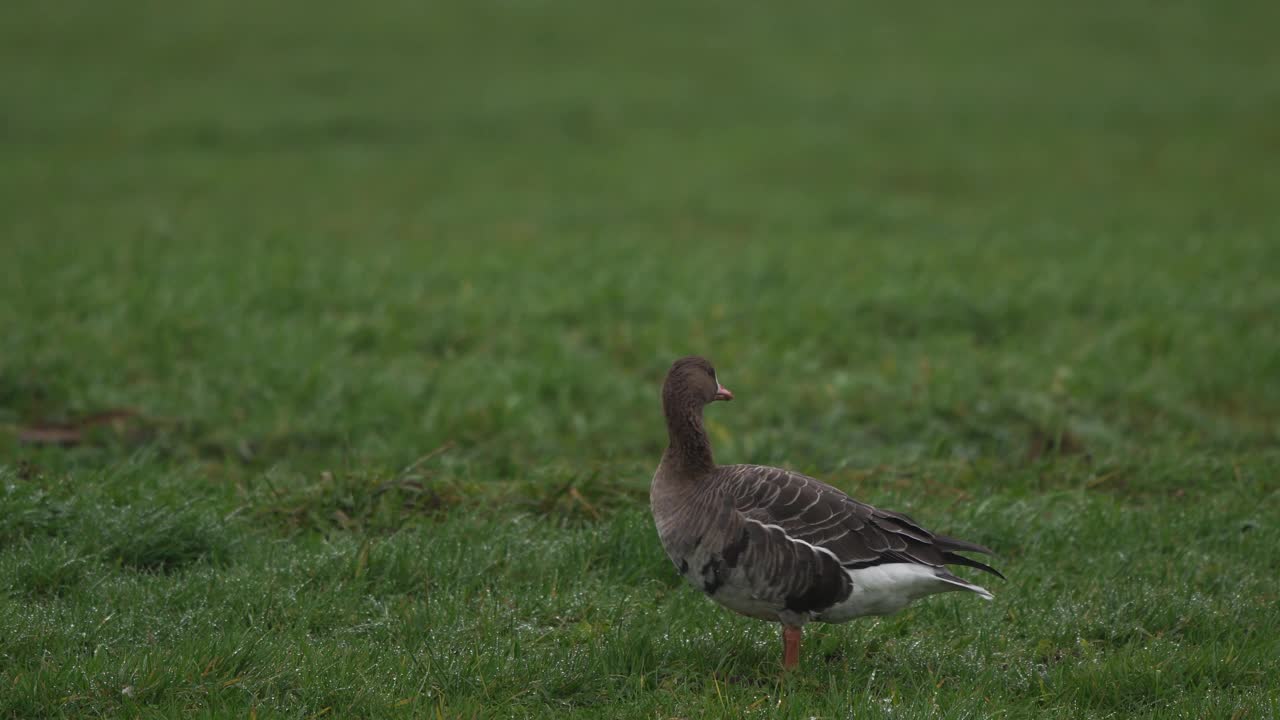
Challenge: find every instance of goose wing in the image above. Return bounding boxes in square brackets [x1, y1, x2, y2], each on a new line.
[714, 464, 1003, 578]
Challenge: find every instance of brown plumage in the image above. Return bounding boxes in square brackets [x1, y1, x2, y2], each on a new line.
[650, 356, 1003, 670]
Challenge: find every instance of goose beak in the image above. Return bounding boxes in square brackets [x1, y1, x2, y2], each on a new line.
[714, 384, 734, 401]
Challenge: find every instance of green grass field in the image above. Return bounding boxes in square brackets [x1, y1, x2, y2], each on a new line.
[4, 1, 1279, 717]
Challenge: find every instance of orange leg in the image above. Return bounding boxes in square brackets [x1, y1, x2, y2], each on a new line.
[782, 624, 802, 670]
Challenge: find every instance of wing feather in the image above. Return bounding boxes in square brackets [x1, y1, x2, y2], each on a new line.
[715, 464, 1002, 579]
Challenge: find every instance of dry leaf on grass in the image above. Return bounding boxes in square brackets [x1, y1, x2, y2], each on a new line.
[1026, 427, 1087, 462]
[15, 408, 142, 446]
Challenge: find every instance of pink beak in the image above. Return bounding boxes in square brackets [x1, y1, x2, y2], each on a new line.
[714, 384, 734, 401]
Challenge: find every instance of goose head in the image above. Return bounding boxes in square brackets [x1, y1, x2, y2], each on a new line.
[663, 356, 733, 414]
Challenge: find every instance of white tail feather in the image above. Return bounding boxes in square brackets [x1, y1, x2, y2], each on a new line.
[933, 572, 993, 600]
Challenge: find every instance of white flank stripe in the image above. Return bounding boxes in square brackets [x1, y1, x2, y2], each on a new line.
[746, 518, 845, 565]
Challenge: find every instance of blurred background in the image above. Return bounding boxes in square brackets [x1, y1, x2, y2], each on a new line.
[4, 2, 1280, 716]
[4, 0, 1278, 485]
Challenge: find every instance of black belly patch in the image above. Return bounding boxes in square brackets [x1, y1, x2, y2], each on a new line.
[678, 558, 689, 575]
[722, 527, 750, 569]
[701, 557, 725, 595]
[784, 557, 849, 613]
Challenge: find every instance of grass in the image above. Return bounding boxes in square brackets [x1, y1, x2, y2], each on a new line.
[3, 0, 1279, 716]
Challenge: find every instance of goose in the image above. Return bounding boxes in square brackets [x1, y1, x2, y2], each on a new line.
[650, 356, 1003, 670]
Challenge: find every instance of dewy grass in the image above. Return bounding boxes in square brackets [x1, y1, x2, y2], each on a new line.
[3, 0, 1280, 716]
